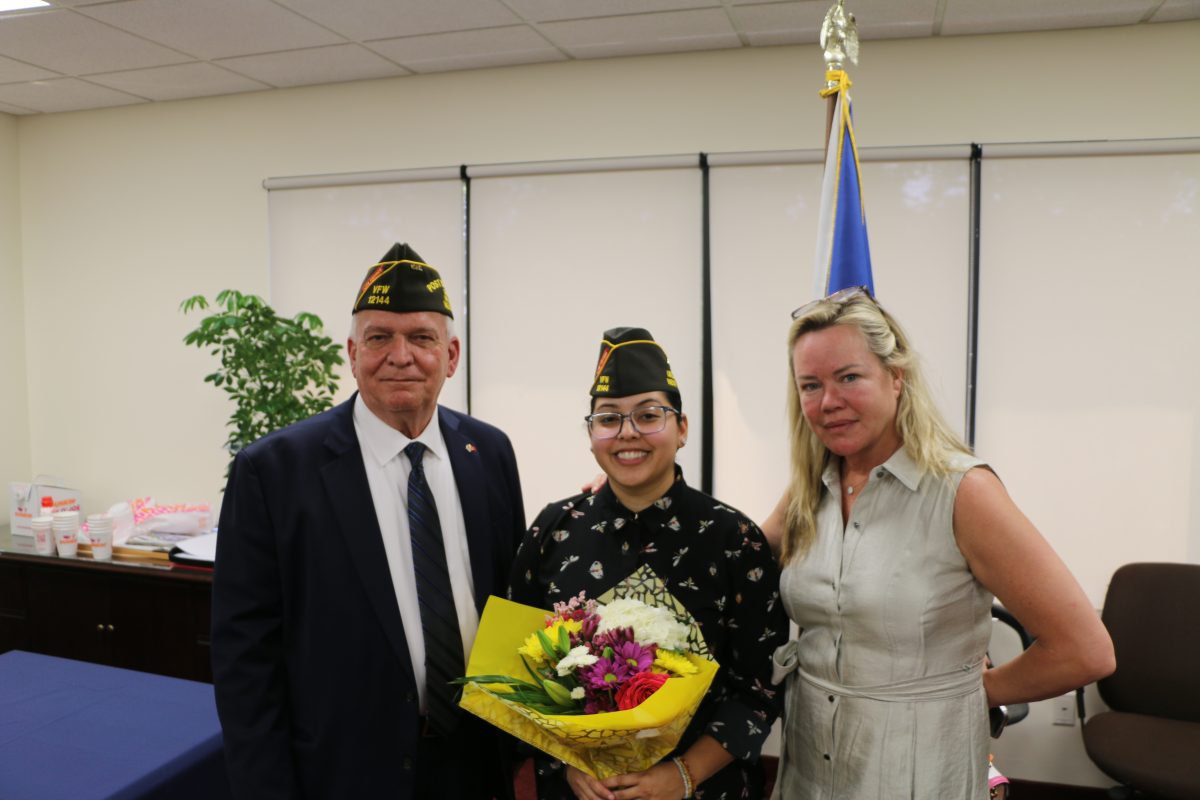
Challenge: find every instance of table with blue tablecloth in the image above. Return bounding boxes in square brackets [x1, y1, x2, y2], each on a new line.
[0, 650, 230, 800]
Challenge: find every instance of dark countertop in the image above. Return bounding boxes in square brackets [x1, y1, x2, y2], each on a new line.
[0, 524, 210, 581]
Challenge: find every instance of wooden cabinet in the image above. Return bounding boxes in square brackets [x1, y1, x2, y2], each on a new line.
[0, 529, 212, 682]
[0, 561, 28, 655]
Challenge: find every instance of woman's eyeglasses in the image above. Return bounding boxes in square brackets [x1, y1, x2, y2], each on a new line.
[790, 285, 874, 320]
[584, 406, 680, 439]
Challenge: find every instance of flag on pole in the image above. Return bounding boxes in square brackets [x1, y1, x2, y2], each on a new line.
[813, 69, 873, 299]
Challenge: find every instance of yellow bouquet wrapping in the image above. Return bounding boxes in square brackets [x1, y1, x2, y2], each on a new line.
[458, 568, 718, 779]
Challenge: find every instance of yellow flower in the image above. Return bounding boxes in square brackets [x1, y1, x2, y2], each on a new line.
[518, 618, 583, 664]
[653, 650, 698, 676]
[518, 632, 549, 664]
[554, 618, 583, 637]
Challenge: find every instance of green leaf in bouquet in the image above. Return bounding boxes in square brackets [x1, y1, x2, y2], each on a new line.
[451, 674, 540, 690]
[520, 655, 547, 686]
[557, 623, 571, 654]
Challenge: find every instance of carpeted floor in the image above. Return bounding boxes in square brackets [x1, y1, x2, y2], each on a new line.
[513, 758, 1112, 799]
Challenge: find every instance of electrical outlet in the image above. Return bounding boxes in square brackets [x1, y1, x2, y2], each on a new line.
[1053, 694, 1075, 726]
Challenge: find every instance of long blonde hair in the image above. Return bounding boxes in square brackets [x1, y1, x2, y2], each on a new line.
[781, 293, 971, 564]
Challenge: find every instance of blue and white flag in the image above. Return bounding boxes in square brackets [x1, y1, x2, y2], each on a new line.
[813, 74, 873, 298]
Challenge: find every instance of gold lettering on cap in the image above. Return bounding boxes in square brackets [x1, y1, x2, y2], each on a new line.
[426, 278, 443, 293]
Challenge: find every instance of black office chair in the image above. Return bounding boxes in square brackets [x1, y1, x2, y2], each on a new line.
[989, 602, 1034, 733]
[1076, 562, 1200, 800]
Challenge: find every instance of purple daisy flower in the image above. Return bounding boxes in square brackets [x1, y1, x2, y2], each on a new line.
[590, 626, 635, 654]
[581, 656, 634, 690]
[611, 640, 656, 673]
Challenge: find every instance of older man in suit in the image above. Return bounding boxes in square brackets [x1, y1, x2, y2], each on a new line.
[212, 243, 524, 799]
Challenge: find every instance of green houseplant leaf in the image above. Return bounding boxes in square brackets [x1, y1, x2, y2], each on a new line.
[181, 290, 344, 478]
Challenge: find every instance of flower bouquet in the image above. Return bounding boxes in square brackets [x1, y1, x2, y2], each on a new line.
[456, 565, 718, 778]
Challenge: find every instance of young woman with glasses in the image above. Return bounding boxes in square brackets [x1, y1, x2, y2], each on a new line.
[508, 326, 787, 800]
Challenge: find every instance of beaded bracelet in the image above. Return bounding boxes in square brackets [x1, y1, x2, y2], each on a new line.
[672, 756, 694, 799]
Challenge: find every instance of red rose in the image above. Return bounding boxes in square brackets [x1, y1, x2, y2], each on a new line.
[615, 671, 669, 711]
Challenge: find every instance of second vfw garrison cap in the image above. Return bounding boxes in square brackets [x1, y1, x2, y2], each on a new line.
[352, 242, 453, 318]
[590, 326, 681, 410]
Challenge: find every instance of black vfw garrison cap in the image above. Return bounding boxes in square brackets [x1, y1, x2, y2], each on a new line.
[590, 327, 682, 410]
[352, 243, 453, 318]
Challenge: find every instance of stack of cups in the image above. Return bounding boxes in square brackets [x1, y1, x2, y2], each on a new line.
[31, 515, 55, 556]
[86, 513, 114, 561]
[51, 510, 80, 558]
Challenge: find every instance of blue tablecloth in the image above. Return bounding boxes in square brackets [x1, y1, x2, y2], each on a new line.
[0, 651, 230, 800]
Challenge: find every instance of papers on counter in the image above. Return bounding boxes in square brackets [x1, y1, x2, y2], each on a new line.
[170, 531, 217, 565]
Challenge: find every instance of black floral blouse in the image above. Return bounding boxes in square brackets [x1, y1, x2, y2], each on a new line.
[508, 467, 787, 800]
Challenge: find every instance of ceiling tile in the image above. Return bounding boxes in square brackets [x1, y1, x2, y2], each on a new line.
[0, 98, 36, 114]
[729, 2, 822, 46]
[838, 0, 940, 39]
[217, 44, 409, 88]
[1150, 0, 1200, 22]
[731, 0, 939, 42]
[0, 8, 191, 73]
[0, 77, 145, 112]
[540, 9, 741, 59]
[79, 0, 344, 59]
[941, 0, 1153, 36]
[0, 53, 58, 82]
[87, 62, 270, 101]
[502, 0, 720, 23]
[369, 26, 567, 73]
[279, 0, 520, 42]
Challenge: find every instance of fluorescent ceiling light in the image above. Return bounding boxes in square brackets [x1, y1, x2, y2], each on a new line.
[0, 0, 50, 11]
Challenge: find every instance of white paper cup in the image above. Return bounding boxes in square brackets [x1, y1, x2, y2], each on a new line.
[52, 526, 78, 557]
[31, 515, 55, 555]
[51, 510, 80, 558]
[87, 514, 113, 561]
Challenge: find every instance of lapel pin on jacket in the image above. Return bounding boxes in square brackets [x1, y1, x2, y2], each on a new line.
[466, 443, 478, 453]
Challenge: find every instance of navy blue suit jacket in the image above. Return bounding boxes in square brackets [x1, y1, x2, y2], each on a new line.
[211, 397, 525, 799]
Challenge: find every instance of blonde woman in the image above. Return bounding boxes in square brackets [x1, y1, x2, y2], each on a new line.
[763, 288, 1114, 799]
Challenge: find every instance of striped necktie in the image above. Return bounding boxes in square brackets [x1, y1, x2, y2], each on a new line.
[404, 441, 464, 736]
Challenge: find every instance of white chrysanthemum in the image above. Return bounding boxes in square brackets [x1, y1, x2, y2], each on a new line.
[596, 598, 690, 651]
[570, 686, 586, 699]
[555, 645, 598, 677]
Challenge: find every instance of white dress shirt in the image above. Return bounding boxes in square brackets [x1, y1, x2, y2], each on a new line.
[352, 394, 479, 712]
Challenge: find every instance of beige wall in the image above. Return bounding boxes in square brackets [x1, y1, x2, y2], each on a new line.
[12, 21, 1198, 513]
[5, 20, 1199, 786]
[1, 113, 30, 518]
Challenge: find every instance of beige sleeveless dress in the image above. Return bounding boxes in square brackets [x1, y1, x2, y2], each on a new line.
[772, 448, 992, 800]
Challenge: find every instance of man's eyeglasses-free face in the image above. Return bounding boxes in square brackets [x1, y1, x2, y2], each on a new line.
[584, 406, 680, 439]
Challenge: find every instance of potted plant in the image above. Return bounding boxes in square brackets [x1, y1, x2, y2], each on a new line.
[181, 290, 344, 470]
